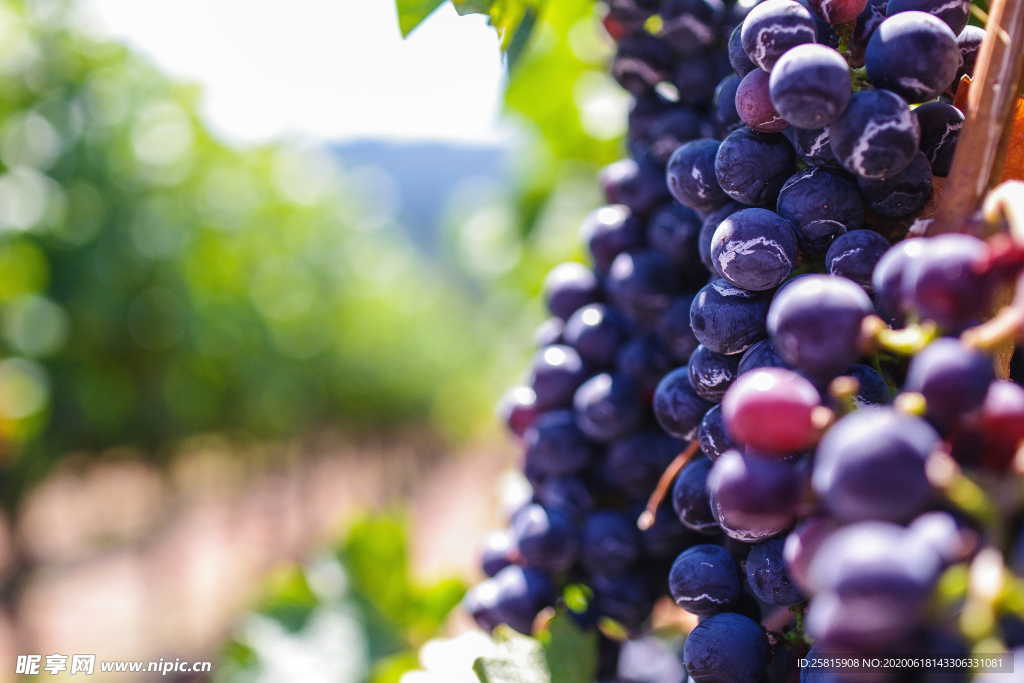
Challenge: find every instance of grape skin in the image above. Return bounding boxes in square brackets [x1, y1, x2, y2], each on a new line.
[498, 385, 539, 438]
[697, 403, 737, 460]
[610, 34, 675, 95]
[672, 455, 719, 533]
[601, 157, 671, 214]
[659, 0, 727, 54]
[481, 530, 514, 577]
[688, 344, 741, 402]
[870, 237, 926, 326]
[776, 167, 864, 256]
[828, 89, 920, 180]
[510, 503, 580, 572]
[735, 69, 789, 133]
[745, 537, 804, 605]
[465, 565, 555, 634]
[865, 12, 960, 103]
[524, 410, 595, 477]
[608, 249, 683, 328]
[902, 233, 991, 333]
[646, 203, 704, 271]
[904, 337, 996, 433]
[616, 334, 674, 397]
[712, 73, 744, 138]
[980, 380, 1024, 470]
[887, 0, 969, 35]
[564, 303, 630, 368]
[737, 338, 790, 374]
[574, 372, 647, 442]
[769, 44, 851, 130]
[603, 429, 685, 499]
[683, 612, 769, 682]
[581, 204, 645, 273]
[669, 543, 742, 615]
[710, 208, 798, 291]
[666, 139, 730, 213]
[580, 510, 642, 576]
[728, 23, 757, 77]
[690, 278, 771, 355]
[740, 0, 818, 72]
[783, 515, 840, 593]
[956, 24, 985, 80]
[529, 344, 588, 410]
[825, 229, 890, 292]
[715, 127, 796, 206]
[784, 126, 840, 169]
[708, 449, 801, 542]
[808, 0, 868, 24]
[721, 367, 822, 454]
[699, 200, 744, 272]
[654, 366, 713, 438]
[655, 296, 701, 363]
[914, 101, 963, 177]
[544, 262, 601, 321]
[856, 150, 933, 218]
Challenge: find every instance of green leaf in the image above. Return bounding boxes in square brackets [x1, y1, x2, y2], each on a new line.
[452, 0, 495, 16]
[473, 626, 550, 683]
[395, 0, 448, 37]
[538, 613, 598, 683]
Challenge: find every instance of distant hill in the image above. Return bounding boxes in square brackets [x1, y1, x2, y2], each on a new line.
[330, 139, 511, 260]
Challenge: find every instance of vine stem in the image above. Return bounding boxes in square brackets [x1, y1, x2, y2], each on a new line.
[637, 440, 700, 531]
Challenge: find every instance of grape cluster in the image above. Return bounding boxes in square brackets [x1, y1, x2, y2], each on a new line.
[465, 0, 1024, 680]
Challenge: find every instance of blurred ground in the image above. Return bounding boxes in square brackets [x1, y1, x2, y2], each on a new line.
[0, 434, 513, 682]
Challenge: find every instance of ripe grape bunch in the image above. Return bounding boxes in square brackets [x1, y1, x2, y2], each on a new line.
[464, 0, 1024, 680]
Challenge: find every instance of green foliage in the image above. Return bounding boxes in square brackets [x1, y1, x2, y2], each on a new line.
[217, 515, 466, 683]
[0, 0, 509, 501]
[395, 0, 447, 36]
[471, 614, 597, 683]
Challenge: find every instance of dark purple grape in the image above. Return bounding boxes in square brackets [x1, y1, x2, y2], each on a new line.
[795, 0, 841, 46]
[728, 23, 757, 76]
[914, 101, 963, 177]
[498, 386, 539, 438]
[564, 303, 630, 367]
[783, 515, 840, 593]
[769, 44, 851, 130]
[812, 407, 938, 522]
[654, 366, 714, 438]
[690, 278, 771, 355]
[660, 0, 726, 53]
[808, 0, 868, 24]
[740, 0, 818, 72]
[672, 455, 719, 533]
[825, 229, 890, 291]
[713, 73, 744, 137]
[887, 0, 969, 35]
[581, 510, 642, 575]
[669, 543, 742, 614]
[776, 168, 864, 256]
[737, 338, 789, 373]
[534, 318, 564, 347]
[683, 612, 769, 682]
[856, 151, 933, 218]
[465, 565, 555, 634]
[870, 237, 926, 326]
[643, 106, 706, 164]
[845, 363, 892, 406]
[722, 367, 822, 454]
[866, 12, 959, 103]
[510, 503, 579, 572]
[529, 344, 588, 410]
[746, 537, 803, 605]
[828, 89, 920, 180]
[698, 403, 737, 460]
[699, 201, 745, 271]
[715, 127, 796, 206]
[524, 410, 595, 478]
[639, 503, 699, 561]
[608, 249, 683, 328]
[581, 205, 646, 273]
[590, 572, 654, 633]
[767, 274, 873, 379]
[481, 530, 515, 577]
[604, 429, 685, 499]
[674, 53, 721, 105]
[784, 126, 840, 168]
[544, 262, 601, 320]
[957, 24, 985, 80]
[646, 203, 704, 271]
[708, 450, 801, 542]
[655, 296, 701, 363]
[666, 139, 730, 212]
[533, 475, 595, 522]
[688, 344, 741, 402]
[601, 157, 672, 214]
[850, 0, 887, 67]
[904, 337, 995, 432]
[574, 372, 647, 442]
[806, 521, 942, 651]
[736, 69, 789, 133]
[903, 233, 991, 333]
[907, 510, 979, 569]
[611, 34, 676, 95]
[711, 208, 798, 291]
[616, 333, 674, 398]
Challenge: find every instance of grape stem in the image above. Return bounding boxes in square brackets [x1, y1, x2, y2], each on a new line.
[637, 440, 700, 531]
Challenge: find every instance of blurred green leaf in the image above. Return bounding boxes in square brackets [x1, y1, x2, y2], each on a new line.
[473, 626, 549, 683]
[538, 613, 597, 683]
[395, 0, 447, 36]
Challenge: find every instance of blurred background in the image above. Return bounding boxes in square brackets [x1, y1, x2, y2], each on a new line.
[0, 0, 623, 680]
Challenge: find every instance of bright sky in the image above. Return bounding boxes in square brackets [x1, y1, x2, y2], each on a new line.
[83, 0, 507, 144]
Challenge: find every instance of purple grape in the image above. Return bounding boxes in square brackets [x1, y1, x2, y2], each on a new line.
[654, 366, 714, 438]
[856, 151, 933, 218]
[608, 249, 684, 328]
[529, 344, 588, 410]
[740, 0, 818, 72]
[769, 44, 851, 130]
[534, 318, 564, 347]
[865, 12, 960, 103]
[533, 475, 595, 522]
[690, 278, 771, 355]
[615, 333, 674, 397]
[828, 89, 920, 180]
[605, 0, 660, 36]
[688, 344, 741, 402]
[904, 337, 995, 433]
[808, 0, 868, 24]
[957, 24, 985, 80]
[666, 139, 730, 212]
[604, 429, 685, 499]
[581, 205, 646, 273]
[722, 367, 822, 454]
[674, 53, 721, 105]
[728, 23, 757, 76]
[745, 537, 804, 605]
[683, 612, 769, 682]
[715, 127, 796, 206]
[902, 233, 991, 332]
[914, 101, 963, 177]
[601, 157, 672, 214]
[581, 510, 642, 575]
[767, 274, 873, 379]
[481, 530, 515, 577]
[660, 0, 726, 53]
[850, 0, 887, 68]
[643, 106, 706, 164]
[655, 296, 701, 363]
[737, 338, 790, 373]
[669, 543, 742, 614]
[700, 201, 745, 271]
[524, 410, 595, 478]
[711, 207, 798, 291]
[574, 372, 647, 442]
[887, 0, 969, 35]
[638, 499, 699, 559]
[776, 168, 864, 256]
[590, 572, 654, 633]
[672, 455, 719, 534]
[698, 403, 737, 459]
[544, 262, 601, 320]
[465, 565, 555, 634]
[784, 126, 840, 168]
[646, 203, 704, 271]
[510, 503, 579, 572]
[611, 34, 676, 95]
[907, 510, 978, 568]
[736, 68, 789, 133]
[845, 363, 892, 406]
[980, 379, 1024, 470]
[812, 407, 938, 522]
[564, 303, 630, 367]
[708, 450, 801, 542]
[783, 515, 840, 593]
[498, 385, 539, 438]
[870, 237, 926, 326]
[713, 73, 744, 137]
[825, 229, 890, 291]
